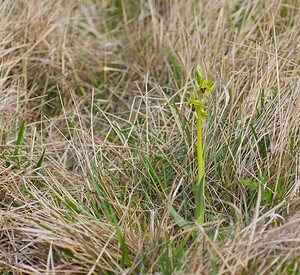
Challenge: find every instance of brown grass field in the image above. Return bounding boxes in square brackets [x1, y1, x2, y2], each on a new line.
[0, 0, 299, 274]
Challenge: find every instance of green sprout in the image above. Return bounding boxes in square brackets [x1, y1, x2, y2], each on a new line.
[189, 65, 214, 224]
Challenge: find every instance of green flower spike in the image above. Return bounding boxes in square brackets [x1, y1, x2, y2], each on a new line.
[194, 65, 214, 97]
[189, 65, 214, 225]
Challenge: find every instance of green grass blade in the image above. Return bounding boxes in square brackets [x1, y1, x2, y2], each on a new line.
[13, 120, 25, 157]
[35, 148, 46, 168]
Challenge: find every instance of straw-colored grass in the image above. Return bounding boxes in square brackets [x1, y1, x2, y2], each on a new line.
[0, 0, 299, 274]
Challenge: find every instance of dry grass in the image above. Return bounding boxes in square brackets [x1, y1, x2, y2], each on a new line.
[0, 0, 299, 274]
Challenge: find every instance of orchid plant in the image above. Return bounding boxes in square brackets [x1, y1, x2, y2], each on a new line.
[189, 65, 214, 224]
[169, 66, 213, 228]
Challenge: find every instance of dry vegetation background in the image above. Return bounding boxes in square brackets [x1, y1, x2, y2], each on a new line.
[0, 0, 299, 274]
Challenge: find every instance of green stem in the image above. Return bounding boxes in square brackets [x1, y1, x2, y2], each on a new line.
[195, 108, 205, 224]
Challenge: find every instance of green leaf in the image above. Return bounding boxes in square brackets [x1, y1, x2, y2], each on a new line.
[239, 178, 258, 191]
[168, 205, 192, 230]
